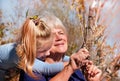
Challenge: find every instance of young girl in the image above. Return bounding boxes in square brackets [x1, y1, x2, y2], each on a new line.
[0, 14, 69, 80]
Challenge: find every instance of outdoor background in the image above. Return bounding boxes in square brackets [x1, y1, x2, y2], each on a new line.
[0, 0, 120, 81]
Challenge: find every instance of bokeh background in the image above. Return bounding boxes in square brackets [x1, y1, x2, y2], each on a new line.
[0, 0, 120, 81]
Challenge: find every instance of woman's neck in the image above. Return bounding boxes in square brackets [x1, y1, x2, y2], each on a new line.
[45, 53, 64, 63]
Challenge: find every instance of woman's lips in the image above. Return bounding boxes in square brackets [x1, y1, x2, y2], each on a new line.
[54, 43, 64, 46]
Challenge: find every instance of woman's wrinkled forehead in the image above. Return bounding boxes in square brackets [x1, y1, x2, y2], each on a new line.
[55, 27, 67, 36]
[40, 14, 66, 31]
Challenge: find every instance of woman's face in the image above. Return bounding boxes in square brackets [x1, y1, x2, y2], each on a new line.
[50, 28, 68, 54]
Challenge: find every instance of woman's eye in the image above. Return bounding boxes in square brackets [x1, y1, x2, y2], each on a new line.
[59, 32, 64, 34]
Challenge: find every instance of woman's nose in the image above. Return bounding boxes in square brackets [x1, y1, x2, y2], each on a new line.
[55, 34, 62, 40]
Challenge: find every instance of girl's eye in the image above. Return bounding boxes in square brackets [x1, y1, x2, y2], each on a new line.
[59, 32, 64, 34]
[37, 49, 46, 53]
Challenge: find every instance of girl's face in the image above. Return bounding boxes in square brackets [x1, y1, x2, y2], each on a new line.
[36, 37, 53, 60]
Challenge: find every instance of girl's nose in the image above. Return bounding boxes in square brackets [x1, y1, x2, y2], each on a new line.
[45, 50, 50, 56]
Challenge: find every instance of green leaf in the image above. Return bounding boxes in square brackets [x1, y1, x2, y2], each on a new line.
[30, 15, 38, 20]
[26, 9, 29, 18]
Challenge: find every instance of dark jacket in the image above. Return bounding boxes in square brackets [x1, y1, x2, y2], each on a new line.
[19, 69, 86, 81]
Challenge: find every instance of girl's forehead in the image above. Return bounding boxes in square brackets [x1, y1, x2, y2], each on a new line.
[37, 40, 52, 51]
[36, 37, 53, 49]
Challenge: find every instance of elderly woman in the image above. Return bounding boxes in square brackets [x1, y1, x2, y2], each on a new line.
[45, 16, 102, 81]
[20, 13, 102, 81]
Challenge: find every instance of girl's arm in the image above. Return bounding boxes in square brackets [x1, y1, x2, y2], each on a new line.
[33, 59, 64, 76]
[0, 43, 66, 76]
[33, 55, 70, 75]
[0, 43, 18, 69]
[63, 55, 70, 62]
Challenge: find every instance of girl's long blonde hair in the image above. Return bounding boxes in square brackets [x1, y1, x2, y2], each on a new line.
[16, 17, 51, 78]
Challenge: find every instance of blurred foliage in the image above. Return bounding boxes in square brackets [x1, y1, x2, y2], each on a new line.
[0, 0, 120, 81]
[4, 67, 20, 81]
[0, 23, 5, 38]
[71, 0, 120, 81]
[0, 23, 5, 45]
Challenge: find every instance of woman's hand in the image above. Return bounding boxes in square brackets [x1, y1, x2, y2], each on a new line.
[76, 48, 90, 61]
[69, 48, 90, 71]
[85, 63, 102, 81]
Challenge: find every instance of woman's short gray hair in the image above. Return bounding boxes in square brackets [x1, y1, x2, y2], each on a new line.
[39, 12, 67, 35]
